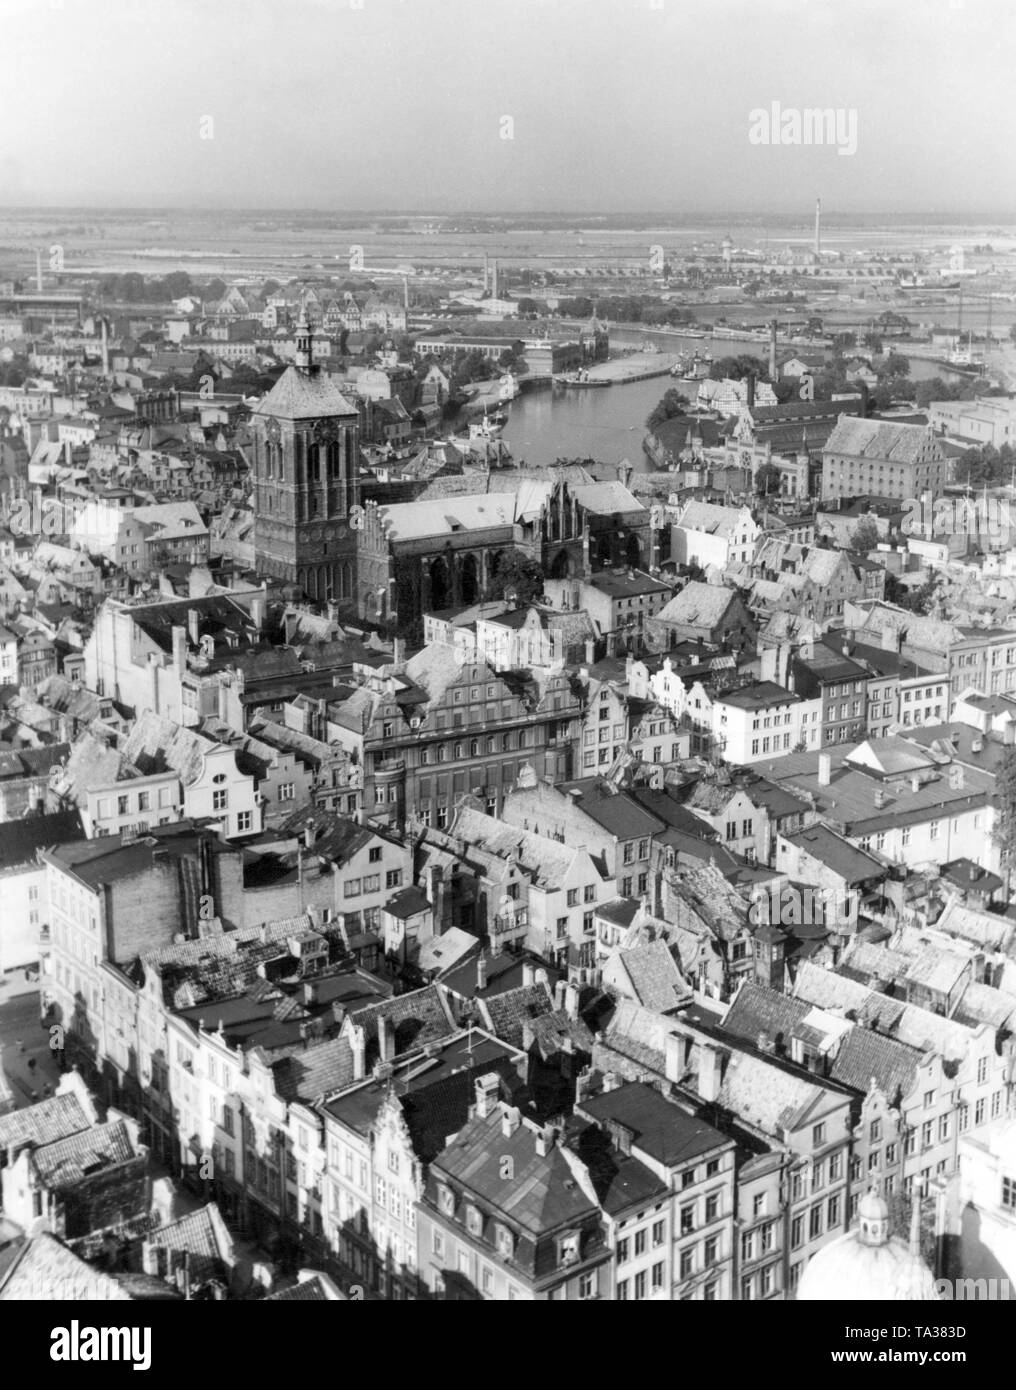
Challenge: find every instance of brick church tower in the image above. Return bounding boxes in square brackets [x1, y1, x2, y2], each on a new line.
[251, 308, 361, 605]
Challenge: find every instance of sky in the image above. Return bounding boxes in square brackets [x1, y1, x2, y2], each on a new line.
[0, 0, 1013, 214]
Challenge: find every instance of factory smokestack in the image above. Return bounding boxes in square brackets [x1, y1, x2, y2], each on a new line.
[101, 318, 109, 377]
[483, 252, 489, 295]
[814, 198, 822, 258]
[491, 259, 498, 301]
[35, 250, 43, 293]
[769, 319, 777, 381]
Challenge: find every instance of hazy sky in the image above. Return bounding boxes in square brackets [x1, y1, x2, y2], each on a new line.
[1, 0, 1013, 213]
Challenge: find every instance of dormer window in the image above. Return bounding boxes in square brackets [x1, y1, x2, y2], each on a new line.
[466, 1205, 483, 1237]
[558, 1232, 580, 1267]
[439, 1184, 455, 1216]
[495, 1224, 514, 1259]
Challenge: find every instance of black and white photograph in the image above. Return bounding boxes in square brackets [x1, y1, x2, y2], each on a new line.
[0, 0, 1013, 1349]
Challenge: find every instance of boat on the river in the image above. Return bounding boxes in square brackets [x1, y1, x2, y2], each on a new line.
[555, 371, 610, 388]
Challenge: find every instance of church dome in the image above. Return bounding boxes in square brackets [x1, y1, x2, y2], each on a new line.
[797, 1192, 940, 1302]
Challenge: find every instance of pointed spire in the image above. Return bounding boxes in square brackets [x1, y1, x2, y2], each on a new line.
[295, 293, 313, 372]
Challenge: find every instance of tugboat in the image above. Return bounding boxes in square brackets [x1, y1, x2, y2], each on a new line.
[556, 369, 610, 388]
[469, 407, 507, 441]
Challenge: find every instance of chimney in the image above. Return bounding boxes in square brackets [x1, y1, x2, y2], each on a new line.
[602, 1071, 620, 1093]
[101, 317, 109, 377]
[1004, 722, 1016, 747]
[698, 1042, 724, 1103]
[500, 1105, 521, 1138]
[534, 968, 549, 990]
[250, 595, 265, 635]
[769, 319, 777, 381]
[378, 1017, 395, 1064]
[393, 637, 406, 668]
[217, 679, 229, 724]
[554, 978, 567, 1010]
[746, 372, 756, 411]
[585, 638, 595, 666]
[817, 752, 831, 787]
[534, 1125, 555, 1157]
[474, 1072, 500, 1119]
[969, 862, 979, 884]
[564, 982, 580, 1019]
[522, 961, 536, 987]
[187, 608, 200, 647]
[350, 1022, 366, 1080]
[171, 624, 187, 672]
[874, 788, 886, 810]
[475, 954, 489, 991]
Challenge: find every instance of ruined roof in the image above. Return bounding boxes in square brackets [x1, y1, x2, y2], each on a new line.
[0, 1090, 91, 1151]
[0, 1232, 132, 1301]
[31, 1119, 137, 1189]
[613, 941, 690, 1014]
[146, 1203, 233, 1288]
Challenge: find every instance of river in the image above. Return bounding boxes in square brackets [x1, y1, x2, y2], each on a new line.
[500, 349, 971, 471]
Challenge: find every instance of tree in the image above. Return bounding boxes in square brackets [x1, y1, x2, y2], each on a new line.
[879, 352, 911, 380]
[487, 552, 545, 605]
[709, 354, 770, 382]
[646, 389, 690, 431]
[850, 515, 880, 552]
[755, 463, 782, 497]
[161, 271, 193, 300]
[115, 273, 147, 303]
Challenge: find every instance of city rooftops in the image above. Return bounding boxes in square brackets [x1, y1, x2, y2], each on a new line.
[44, 821, 233, 889]
[782, 824, 884, 885]
[577, 1081, 731, 1167]
[719, 681, 802, 711]
[587, 569, 671, 599]
[555, 780, 666, 840]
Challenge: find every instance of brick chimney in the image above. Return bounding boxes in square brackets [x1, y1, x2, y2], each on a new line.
[534, 1125, 556, 1157]
[698, 1042, 724, 1102]
[474, 1072, 500, 1119]
[500, 1105, 521, 1138]
[817, 752, 831, 787]
[476, 955, 488, 992]
[350, 1022, 366, 1080]
[522, 961, 536, 987]
[378, 1017, 395, 1064]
